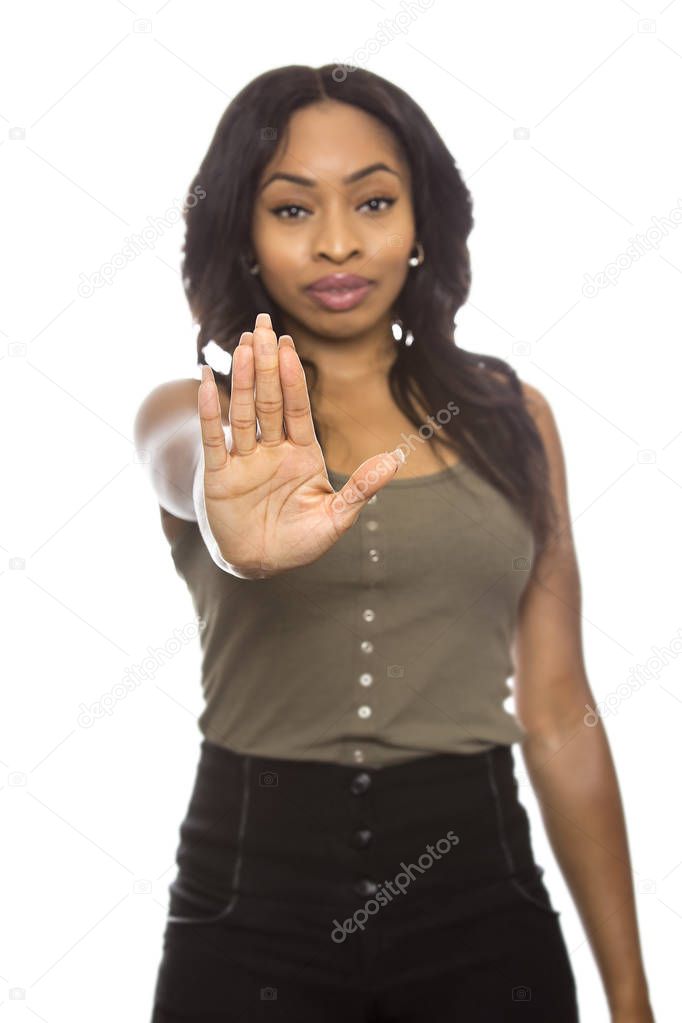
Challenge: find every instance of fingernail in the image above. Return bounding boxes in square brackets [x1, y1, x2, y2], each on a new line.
[201, 364, 212, 383]
[255, 312, 272, 328]
[390, 445, 407, 466]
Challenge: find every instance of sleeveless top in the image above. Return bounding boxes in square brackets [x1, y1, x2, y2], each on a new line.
[167, 460, 534, 769]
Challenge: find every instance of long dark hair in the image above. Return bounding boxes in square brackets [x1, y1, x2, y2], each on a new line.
[181, 64, 558, 552]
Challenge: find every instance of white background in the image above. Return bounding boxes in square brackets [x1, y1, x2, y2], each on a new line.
[2, 0, 681, 1019]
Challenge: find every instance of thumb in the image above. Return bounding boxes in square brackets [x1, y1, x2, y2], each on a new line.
[328, 447, 406, 527]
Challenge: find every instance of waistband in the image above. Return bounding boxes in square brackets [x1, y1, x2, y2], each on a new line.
[168, 739, 554, 920]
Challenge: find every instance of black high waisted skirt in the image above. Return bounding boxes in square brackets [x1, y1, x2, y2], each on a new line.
[150, 739, 579, 1021]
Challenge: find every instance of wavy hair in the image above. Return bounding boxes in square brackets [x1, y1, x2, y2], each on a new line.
[181, 64, 558, 551]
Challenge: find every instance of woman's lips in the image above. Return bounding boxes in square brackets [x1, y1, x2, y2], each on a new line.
[305, 282, 375, 311]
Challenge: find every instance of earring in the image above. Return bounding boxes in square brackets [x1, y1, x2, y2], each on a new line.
[249, 261, 260, 275]
[408, 241, 424, 268]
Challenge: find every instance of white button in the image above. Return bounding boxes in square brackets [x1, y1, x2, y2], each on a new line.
[366, 520, 379, 531]
[362, 609, 375, 622]
[368, 549, 379, 562]
[368, 495, 378, 505]
[353, 749, 364, 763]
[359, 673, 373, 687]
[357, 705, 372, 719]
[360, 640, 374, 653]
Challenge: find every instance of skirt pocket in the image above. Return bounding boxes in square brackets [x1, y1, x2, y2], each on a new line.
[166, 877, 242, 926]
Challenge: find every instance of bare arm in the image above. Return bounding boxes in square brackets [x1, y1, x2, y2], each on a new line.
[133, 377, 230, 521]
[512, 383, 654, 1021]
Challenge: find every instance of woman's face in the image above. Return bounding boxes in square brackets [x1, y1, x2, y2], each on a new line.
[251, 100, 416, 341]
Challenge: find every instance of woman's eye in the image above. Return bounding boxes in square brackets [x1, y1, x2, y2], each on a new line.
[270, 197, 396, 220]
[271, 204, 309, 220]
[359, 196, 396, 213]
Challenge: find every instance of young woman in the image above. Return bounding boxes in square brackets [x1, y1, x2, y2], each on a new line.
[137, 65, 654, 1022]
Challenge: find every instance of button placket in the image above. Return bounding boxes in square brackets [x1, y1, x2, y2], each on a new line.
[362, 500, 385, 584]
[350, 492, 385, 899]
[348, 770, 377, 898]
[349, 494, 386, 767]
[355, 495, 386, 752]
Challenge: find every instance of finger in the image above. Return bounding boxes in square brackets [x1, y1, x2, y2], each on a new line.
[278, 337, 316, 447]
[253, 312, 285, 446]
[198, 365, 230, 472]
[327, 449, 406, 524]
[228, 338, 257, 455]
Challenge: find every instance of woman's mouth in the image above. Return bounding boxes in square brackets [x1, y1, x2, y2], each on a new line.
[304, 275, 375, 312]
[305, 283, 374, 311]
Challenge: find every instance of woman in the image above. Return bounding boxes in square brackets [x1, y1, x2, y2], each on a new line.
[137, 65, 654, 1021]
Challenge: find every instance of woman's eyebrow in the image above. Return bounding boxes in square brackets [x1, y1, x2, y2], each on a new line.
[259, 162, 401, 193]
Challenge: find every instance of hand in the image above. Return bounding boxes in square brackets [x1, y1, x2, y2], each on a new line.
[197, 312, 405, 579]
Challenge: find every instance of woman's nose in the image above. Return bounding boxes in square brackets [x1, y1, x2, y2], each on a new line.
[311, 210, 362, 263]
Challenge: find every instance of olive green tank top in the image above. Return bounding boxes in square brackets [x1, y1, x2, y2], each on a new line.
[168, 460, 534, 768]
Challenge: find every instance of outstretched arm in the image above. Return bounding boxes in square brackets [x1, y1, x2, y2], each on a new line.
[133, 377, 226, 521]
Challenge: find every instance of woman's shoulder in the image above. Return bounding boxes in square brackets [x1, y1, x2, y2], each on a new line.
[482, 366, 557, 470]
[484, 363, 550, 422]
[136, 374, 230, 420]
[141, 373, 230, 550]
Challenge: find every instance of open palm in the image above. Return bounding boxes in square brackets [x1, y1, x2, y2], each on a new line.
[197, 312, 404, 579]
